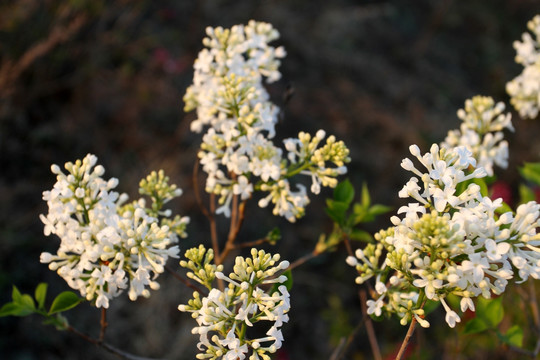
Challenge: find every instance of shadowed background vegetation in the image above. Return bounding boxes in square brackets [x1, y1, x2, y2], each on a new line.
[1, 0, 540, 359]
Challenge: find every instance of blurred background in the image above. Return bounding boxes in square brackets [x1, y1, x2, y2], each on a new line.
[1, 0, 540, 359]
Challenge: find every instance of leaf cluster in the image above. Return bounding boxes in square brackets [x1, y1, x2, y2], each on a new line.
[0, 283, 81, 330]
[318, 180, 391, 252]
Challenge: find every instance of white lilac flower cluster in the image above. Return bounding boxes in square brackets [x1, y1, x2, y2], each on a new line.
[179, 247, 290, 360]
[40, 154, 189, 308]
[441, 96, 513, 176]
[347, 142, 540, 328]
[506, 15, 540, 119]
[184, 21, 350, 222]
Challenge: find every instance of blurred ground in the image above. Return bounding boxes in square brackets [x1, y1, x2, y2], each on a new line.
[1, 0, 540, 359]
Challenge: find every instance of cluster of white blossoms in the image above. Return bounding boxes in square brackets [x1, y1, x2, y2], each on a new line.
[184, 21, 350, 222]
[40, 154, 189, 308]
[179, 247, 290, 360]
[348, 140, 540, 328]
[441, 96, 513, 176]
[506, 15, 540, 119]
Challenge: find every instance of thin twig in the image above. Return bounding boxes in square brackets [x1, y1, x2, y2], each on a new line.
[287, 250, 319, 272]
[192, 159, 210, 218]
[360, 289, 382, 360]
[328, 337, 347, 360]
[342, 233, 353, 256]
[329, 317, 366, 360]
[0, 15, 87, 98]
[99, 308, 108, 343]
[217, 200, 246, 265]
[506, 341, 540, 358]
[192, 160, 220, 260]
[528, 281, 540, 332]
[395, 315, 418, 360]
[341, 233, 382, 359]
[67, 325, 163, 360]
[232, 237, 271, 249]
[165, 265, 207, 295]
[209, 193, 220, 261]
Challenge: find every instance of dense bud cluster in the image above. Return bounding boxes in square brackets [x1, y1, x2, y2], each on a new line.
[179, 248, 290, 360]
[40, 154, 188, 308]
[348, 103, 539, 328]
[507, 15, 540, 119]
[184, 21, 350, 222]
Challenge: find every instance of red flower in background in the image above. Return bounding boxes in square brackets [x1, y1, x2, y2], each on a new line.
[490, 181, 513, 206]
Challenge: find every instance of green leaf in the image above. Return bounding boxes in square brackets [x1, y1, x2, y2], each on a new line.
[423, 299, 440, 315]
[501, 325, 524, 347]
[463, 317, 489, 334]
[10, 286, 36, 314]
[474, 178, 489, 197]
[281, 269, 293, 291]
[271, 270, 293, 294]
[325, 199, 349, 225]
[368, 204, 392, 217]
[0, 301, 34, 317]
[12, 285, 22, 303]
[520, 162, 540, 186]
[484, 297, 504, 328]
[519, 184, 536, 204]
[349, 229, 373, 243]
[333, 179, 355, 206]
[0, 303, 23, 317]
[352, 203, 367, 224]
[495, 201, 513, 216]
[361, 183, 371, 209]
[476, 296, 504, 328]
[265, 227, 281, 245]
[20, 294, 35, 311]
[35, 283, 48, 310]
[49, 291, 81, 315]
[456, 178, 488, 197]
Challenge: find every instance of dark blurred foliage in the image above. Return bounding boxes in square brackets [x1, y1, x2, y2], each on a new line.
[1, 0, 540, 359]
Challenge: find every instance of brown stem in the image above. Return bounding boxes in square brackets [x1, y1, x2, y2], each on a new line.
[165, 265, 207, 295]
[67, 325, 163, 360]
[287, 250, 319, 272]
[209, 193, 220, 261]
[528, 281, 540, 332]
[99, 308, 107, 343]
[192, 159, 210, 218]
[360, 289, 382, 360]
[506, 340, 540, 358]
[217, 200, 246, 265]
[0, 15, 87, 98]
[343, 233, 381, 359]
[232, 237, 271, 249]
[192, 160, 220, 260]
[395, 316, 418, 360]
[342, 232, 353, 256]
